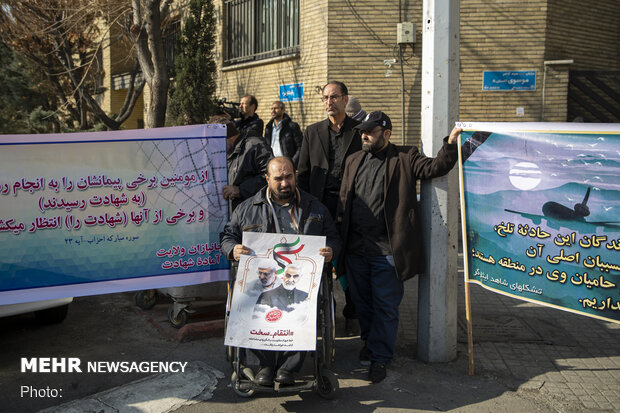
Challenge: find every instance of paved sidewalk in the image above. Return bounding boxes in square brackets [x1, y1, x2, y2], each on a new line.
[398, 262, 620, 412]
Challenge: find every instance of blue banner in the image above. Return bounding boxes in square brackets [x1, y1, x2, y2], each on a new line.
[0, 125, 230, 305]
[459, 122, 620, 324]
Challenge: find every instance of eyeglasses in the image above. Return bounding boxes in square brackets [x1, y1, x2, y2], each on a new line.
[270, 106, 283, 111]
[321, 94, 343, 102]
[284, 273, 300, 279]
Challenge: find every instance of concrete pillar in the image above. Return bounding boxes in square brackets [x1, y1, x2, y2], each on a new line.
[417, 0, 460, 363]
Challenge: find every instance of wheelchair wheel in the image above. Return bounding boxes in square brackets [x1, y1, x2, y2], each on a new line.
[316, 369, 339, 399]
[318, 272, 336, 368]
[225, 281, 234, 361]
[231, 371, 255, 398]
[135, 289, 158, 310]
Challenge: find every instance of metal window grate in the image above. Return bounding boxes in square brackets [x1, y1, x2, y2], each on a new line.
[225, 0, 299, 65]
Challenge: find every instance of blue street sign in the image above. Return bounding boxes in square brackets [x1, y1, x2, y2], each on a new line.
[279, 83, 304, 102]
[482, 71, 536, 91]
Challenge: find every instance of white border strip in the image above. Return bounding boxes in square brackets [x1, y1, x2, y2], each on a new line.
[0, 124, 225, 144]
[0, 269, 230, 305]
[457, 121, 620, 133]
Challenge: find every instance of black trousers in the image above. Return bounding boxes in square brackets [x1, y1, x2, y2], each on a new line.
[248, 349, 306, 372]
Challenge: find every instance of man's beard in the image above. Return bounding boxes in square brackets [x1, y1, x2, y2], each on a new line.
[274, 187, 293, 201]
[282, 281, 295, 290]
[362, 134, 385, 153]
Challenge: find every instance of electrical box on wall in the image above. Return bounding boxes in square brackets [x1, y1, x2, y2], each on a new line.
[397, 22, 416, 44]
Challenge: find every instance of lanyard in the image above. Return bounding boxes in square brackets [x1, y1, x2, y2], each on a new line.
[266, 187, 300, 233]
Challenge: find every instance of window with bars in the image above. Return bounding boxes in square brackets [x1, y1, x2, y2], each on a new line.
[225, 0, 300, 65]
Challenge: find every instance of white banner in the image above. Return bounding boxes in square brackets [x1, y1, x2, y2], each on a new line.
[224, 232, 326, 351]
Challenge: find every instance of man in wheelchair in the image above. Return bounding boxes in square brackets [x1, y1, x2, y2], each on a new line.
[221, 156, 341, 386]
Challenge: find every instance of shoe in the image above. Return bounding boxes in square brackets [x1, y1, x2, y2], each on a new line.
[359, 345, 371, 366]
[345, 318, 360, 337]
[254, 366, 274, 386]
[275, 368, 294, 385]
[369, 361, 387, 383]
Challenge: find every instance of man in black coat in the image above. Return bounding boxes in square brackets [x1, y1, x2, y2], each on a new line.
[297, 81, 361, 217]
[213, 117, 272, 212]
[338, 111, 461, 383]
[297, 80, 361, 334]
[235, 95, 264, 138]
[264, 101, 303, 167]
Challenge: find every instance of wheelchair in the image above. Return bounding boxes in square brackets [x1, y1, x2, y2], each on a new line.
[225, 265, 338, 399]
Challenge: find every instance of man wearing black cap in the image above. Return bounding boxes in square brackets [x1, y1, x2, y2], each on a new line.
[338, 111, 461, 383]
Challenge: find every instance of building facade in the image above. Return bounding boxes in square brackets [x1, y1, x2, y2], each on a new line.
[215, 0, 619, 145]
[100, 0, 620, 136]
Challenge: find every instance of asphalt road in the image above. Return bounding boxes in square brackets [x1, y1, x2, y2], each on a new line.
[1, 291, 562, 413]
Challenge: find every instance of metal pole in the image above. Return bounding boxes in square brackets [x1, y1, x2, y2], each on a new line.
[417, 0, 460, 363]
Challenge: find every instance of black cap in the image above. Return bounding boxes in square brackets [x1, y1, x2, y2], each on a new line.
[353, 111, 392, 131]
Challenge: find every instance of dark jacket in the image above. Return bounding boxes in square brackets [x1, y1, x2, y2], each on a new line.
[220, 187, 341, 260]
[235, 114, 264, 138]
[263, 113, 303, 167]
[338, 138, 458, 282]
[227, 135, 273, 212]
[256, 285, 308, 312]
[297, 116, 361, 202]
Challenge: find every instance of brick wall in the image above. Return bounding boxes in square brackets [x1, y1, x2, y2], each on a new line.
[215, 0, 329, 133]
[545, 0, 620, 70]
[327, 0, 424, 146]
[459, 0, 548, 122]
[102, 0, 619, 129]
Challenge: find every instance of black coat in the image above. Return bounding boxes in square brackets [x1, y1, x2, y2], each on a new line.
[227, 135, 273, 212]
[220, 187, 341, 260]
[297, 116, 361, 202]
[338, 138, 458, 282]
[235, 114, 264, 138]
[263, 113, 303, 167]
[256, 285, 308, 312]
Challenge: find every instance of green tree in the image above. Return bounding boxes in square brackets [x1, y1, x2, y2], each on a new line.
[168, 0, 217, 125]
[0, 41, 58, 133]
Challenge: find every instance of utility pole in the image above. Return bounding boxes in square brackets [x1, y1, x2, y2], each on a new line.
[417, 0, 460, 362]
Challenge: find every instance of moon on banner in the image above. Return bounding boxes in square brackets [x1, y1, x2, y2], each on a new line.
[509, 162, 542, 190]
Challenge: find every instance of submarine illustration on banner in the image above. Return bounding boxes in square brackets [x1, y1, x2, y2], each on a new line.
[505, 187, 620, 229]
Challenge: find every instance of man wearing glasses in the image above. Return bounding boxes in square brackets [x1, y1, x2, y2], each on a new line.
[338, 111, 461, 383]
[297, 81, 362, 336]
[297, 81, 361, 217]
[247, 259, 280, 295]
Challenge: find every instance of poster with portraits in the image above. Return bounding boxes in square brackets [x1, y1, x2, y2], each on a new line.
[224, 232, 326, 351]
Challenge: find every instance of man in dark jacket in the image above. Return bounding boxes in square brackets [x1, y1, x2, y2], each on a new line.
[297, 81, 361, 217]
[297, 81, 361, 334]
[264, 101, 303, 167]
[338, 111, 461, 383]
[215, 117, 272, 212]
[221, 156, 340, 387]
[235, 95, 264, 138]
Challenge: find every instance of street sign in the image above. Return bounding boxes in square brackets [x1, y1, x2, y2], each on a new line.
[482, 71, 536, 91]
